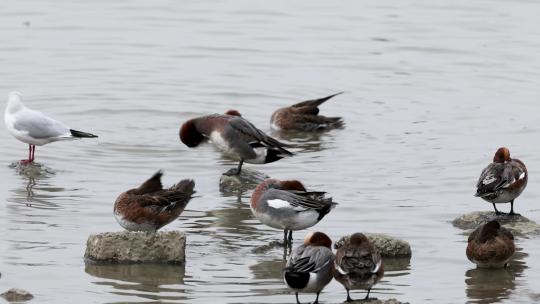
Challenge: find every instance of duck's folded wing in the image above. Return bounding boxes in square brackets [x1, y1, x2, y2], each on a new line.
[229, 117, 293, 153]
[264, 189, 333, 210]
[289, 246, 334, 273]
[336, 249, 380, 275]
[136, 190, 188, 207]
[287, 114, 343, 131]
[476, 163, 512, 195]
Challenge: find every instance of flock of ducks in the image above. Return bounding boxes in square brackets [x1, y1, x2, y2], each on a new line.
[4, 91, 530, 303]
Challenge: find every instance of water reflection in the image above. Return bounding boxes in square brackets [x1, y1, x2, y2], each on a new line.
[7, 162, 62, 209]
[249, 258, 284, 281]
[193, 195, 263, 249]
[383, 257, 411, 274]
[270, 130, 330, 153]
[85, 263, 188, 301]
[465, 249, 528, 304]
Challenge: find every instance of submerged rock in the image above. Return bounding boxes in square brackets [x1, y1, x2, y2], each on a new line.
[219, 168, 270, 194]
[452, 211, 540, 237]
[0, 288, 34, 302]
[85, 231, 186, 264]
[335, 234, 412, 258]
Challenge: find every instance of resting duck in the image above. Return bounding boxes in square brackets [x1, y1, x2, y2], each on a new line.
[475, 147, 528, 215]
[114, 171, 195, 231]
[250, 178, 337, 245]
[180, 111, 293, 175]
[334, 233, 384, 301]
[270, 92, 344, 131]
[284, 232, 335, 304]
[466, 220, 515, 268]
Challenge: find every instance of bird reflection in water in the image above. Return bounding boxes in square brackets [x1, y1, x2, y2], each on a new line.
[465, 248, 527, 304]
[271, 130, 328, 154]
[9, 161, 58, 208]
[85, 263, 187, 300]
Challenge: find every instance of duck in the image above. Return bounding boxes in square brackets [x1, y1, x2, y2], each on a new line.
[333, 233, 384, 302]
[284, 231, 335, 304]
[475, 147, 528, 215]
[250, 178, 337, 246]
[114, 171, 195, 231]
[466, 220, 515, 268]
[4, 91, 98, 164]
[270, 92, 344, 131]
[179, 111, 293, 175]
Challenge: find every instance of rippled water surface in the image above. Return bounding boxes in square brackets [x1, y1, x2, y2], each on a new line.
[1, 0, 540, 303]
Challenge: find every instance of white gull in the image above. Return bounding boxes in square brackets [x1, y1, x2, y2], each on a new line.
[4, 91, 98, 164]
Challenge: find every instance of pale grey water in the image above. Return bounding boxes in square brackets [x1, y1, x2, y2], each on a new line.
[1, 0, 540, 303]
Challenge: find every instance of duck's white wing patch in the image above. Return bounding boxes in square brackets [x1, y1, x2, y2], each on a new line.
[267, 199, 292, 209]
[482, 174, 496, 185]
[518, 172, 526, 180]
[336, 264, 348, 275]
[372, 258, 382, 273]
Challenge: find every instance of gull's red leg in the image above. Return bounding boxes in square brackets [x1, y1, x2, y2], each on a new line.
[20, 145, 32, 164]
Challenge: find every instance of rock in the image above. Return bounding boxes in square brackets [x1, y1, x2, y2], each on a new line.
[346, 298, 409, 304]
[85, 231, 186, 264]
[219, 168, 270, 194]
[1, 288, 34, 302]
[452, 211, 540, 237]
[335, 234, 412, 258]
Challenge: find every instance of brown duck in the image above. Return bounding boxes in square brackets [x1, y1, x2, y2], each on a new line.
[466, 220, 515, 268]
[270, 92, 344, 131]
[114, 171, 195, 231]
[334, 233, 384, 302]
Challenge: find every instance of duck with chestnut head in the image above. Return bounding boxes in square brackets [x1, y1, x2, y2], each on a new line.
[250, 178, 337, 246]
[475, 147, 528, 215]
[284, 231, 335, 304]
[180, 110, 293, 175]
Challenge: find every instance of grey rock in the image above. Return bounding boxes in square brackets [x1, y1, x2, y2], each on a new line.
[452, 211, 540, 237]
[85, 230, 186, 264]
[219, 168, 270, 194]
[335, 234, 412, 258]
[1, 288, 34, 302]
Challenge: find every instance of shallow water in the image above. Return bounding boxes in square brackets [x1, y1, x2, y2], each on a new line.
[1, 0, 540, 303]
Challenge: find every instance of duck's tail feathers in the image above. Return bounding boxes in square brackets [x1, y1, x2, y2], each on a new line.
[292, 92, 344, 108]
[137, 170, 164, 194]
[170, 179, 196, 196]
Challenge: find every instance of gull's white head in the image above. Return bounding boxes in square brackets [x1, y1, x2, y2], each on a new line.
[6, 91, 24, 113]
